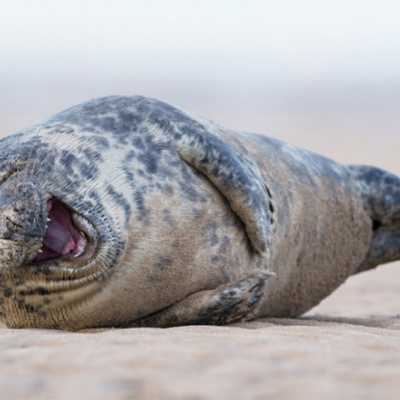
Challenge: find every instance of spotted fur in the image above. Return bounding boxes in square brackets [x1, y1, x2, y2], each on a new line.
[0, 95, 398, 330]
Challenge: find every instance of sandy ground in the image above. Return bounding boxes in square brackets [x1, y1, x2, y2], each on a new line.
[0, 261, 399, 400]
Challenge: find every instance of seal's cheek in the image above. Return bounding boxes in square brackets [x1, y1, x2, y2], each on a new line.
[74, 189, 257, 329]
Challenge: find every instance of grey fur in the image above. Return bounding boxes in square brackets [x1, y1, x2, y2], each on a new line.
[0, 95, 398, 330]
[349, 165, 400, 272]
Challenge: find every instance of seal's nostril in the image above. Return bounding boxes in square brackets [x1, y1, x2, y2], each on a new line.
[5, 216, 24, 229]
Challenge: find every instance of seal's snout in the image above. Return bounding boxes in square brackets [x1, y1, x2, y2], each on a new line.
[0, 179, 46, 240]
[0, 177, 46, 267]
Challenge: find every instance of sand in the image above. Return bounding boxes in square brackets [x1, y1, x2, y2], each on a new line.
[0, 261, 399, 400]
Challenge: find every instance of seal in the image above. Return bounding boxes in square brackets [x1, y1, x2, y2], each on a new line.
[0, 96, 399, 330]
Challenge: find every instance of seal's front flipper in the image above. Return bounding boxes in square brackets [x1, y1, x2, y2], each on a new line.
[349, 165, 400, 272]
[171, 127, 273, 255]
[130, 271, 274, 327]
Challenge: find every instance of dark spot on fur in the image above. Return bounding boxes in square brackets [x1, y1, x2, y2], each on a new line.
[60, 150, 77, 175]
[82, 147, 103, 164]
[24, 304, 39, 313]
[221, 236, 230, 252]
[179, 181, 199, 202]
[122, 166, 135, 183]
[134, 190, 149, 220]
[132, 136, 145, 150]
[125, 150, 136, 162]
[138, 152, 158, 174]
[211, 255, 219, 264]
[162, 208, 176, 228]
[203, 222, 219, 247]
[89, 190, 102, 204]
[93, 136, 110, 149]
[78, 159, 98, 180]
[106, 185, 131, 225]
[24, 287, 50, 296]
[154, 256, 173, 271]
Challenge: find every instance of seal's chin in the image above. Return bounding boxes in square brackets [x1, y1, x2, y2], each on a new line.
[34, 199, 88, 262]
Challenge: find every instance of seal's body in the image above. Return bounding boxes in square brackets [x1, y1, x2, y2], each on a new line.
[0, 96, 399, 330]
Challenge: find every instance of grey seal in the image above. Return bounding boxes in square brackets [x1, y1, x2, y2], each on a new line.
[0, 96, 398, 330]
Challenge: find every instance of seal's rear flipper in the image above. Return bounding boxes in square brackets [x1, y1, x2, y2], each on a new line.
[349, 165, 400, 272]
[130, 271, 274, 327]
[349, 165, 400, 227]
[356, 228, 400, 273]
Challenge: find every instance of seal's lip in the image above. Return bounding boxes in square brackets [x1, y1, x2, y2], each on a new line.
[32, 198, 97, 265]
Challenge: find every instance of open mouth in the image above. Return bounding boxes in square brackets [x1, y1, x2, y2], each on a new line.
[34, 199, 88, 262]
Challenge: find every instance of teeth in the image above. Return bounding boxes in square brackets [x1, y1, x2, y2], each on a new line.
[38, 249, 43, 253]
[72, 233, 87, 258]
[47, 218, 51, 222]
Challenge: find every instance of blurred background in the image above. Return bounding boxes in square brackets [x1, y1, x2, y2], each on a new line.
[0, 0, 399, 172]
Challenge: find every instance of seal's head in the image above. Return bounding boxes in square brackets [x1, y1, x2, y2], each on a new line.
[0, 127, 126, 330]
[0, 169, 101, 268]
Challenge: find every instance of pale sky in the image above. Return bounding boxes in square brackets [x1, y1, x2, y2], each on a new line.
[2, 0, 400, 82]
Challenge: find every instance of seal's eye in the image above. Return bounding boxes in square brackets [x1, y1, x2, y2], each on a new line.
[34, 200, 87, 261]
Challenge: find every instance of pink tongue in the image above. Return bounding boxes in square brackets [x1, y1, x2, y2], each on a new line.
[36, 200, 79, 260]
[43, 220, 76, 254]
